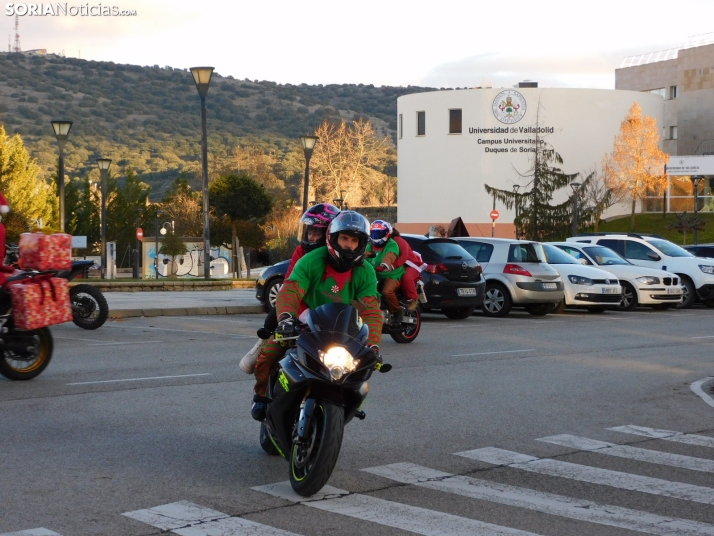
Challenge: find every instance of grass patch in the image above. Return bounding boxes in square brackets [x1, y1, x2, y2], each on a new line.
[598, 213, 714, 245]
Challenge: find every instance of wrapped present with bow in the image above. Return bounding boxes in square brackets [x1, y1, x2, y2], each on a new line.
[18, 231, 72, 271]
[9, 275, 72, 330]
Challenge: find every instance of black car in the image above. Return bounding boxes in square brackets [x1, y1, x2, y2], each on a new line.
[255, 236, 485, 319]
[683, 243, 714, 259]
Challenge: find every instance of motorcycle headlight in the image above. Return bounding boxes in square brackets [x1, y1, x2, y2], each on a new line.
[636, 276, 660, 285]
[699, 265, 714, 275]
[319, 346, 357, 381]
[568, 275, 594, 285]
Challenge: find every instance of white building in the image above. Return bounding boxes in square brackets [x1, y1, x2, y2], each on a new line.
[396, 88, 663, 237]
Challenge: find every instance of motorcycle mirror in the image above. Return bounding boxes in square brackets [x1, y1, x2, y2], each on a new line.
[378, 363, 392, 373]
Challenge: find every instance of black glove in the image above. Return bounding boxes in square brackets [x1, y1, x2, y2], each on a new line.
[275, 313, 296, 340]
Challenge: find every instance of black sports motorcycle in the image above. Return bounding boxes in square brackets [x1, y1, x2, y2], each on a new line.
[258, 302, 391, 496]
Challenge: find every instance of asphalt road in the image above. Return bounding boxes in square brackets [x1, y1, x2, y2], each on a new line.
[1, 307, 713, 536]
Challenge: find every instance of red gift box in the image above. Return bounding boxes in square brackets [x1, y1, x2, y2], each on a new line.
[18, 233, 72, 271]
[9, 276, 73, 330]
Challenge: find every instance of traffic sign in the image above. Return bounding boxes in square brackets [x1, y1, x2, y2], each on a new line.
[490, 210, 499, 220]
[136, 227, 144, 240]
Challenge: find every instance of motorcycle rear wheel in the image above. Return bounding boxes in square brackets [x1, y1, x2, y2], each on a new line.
[289, 401, 344, 496]
[70, 284, 109, 330]
[0, 327, 53, 380]
[390, 307, 421, 343]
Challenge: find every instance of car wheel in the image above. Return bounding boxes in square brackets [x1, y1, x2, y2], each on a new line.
[481, 283, 512, 317]
[442, 306, 476, 319]
[264, 278, 283, 313]
[617, 282, 637, 312]
[550, 299, 566, 314]
[586, 307, 606, 313]
[524, 303, 550, 316]
[676, 276, 696, 309]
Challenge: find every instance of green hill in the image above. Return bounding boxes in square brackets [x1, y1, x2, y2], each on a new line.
[0, 53, 435, 199]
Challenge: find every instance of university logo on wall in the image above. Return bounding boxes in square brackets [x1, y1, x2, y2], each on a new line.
[492, 90, 527, 124]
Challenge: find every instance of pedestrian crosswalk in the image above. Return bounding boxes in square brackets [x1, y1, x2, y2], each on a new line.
[3, 423, 713, 536]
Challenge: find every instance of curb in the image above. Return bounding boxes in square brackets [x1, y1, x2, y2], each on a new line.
[109, 305, 266, 319]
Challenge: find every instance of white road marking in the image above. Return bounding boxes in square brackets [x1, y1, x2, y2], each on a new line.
[608, 425, 714, 448]
[451, 348, 536, 357]
[455, 447, 714, 504]
[691, 377, 714, 408]
[67, 373, 211, 386]
[537, 434, 714, 473]
[692, 336, 714, 339]
[254, 481, 542, 535]
[123, 500, 298, 535]
[0, 530, 62, 536]
[53, 336, 105, 342]
[90, 340, 165, 346]
[363, 462, 714, 536]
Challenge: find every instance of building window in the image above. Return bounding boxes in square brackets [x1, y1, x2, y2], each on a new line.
[649, 88, 666, 99]
[670, 85, 678, 99]
[670, 126, 678, 140]
[417, 111, 425, 136]
[399, 114, 403, 139]
[449, 109, 462, 134]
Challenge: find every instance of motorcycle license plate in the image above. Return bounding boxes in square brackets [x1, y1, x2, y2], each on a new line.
[602, 287, 619, 294]
[542, 282, 557, 289]
[457, 287, 477, 296]
[667, 287, 681, 294]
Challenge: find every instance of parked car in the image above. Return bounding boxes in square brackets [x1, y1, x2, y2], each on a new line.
[540, 244, 621, 313]
[567, 233, 714, 308]
[256, 236, 486, 319]
[683, 243, 714, 260]
[453, 237, 564, 317]
[548, 241, 684, 310]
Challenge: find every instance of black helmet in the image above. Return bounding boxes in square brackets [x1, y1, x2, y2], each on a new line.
[299, 203, 340, 253]
[325, 211, 370, 272]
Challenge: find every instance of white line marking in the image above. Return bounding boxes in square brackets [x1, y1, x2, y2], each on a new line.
[53, 336, 105, 342]
[608, 425, 714, 448]
[692, 336, 714, 339]
[451, 348, 536, 357]
[537, 434, 714, 473]
[123, 500, 298, 535]
[90, 340, 165, 346]
[0, 530, 62, 536]
[691, 377, 714, 408]
[67, 373, 211, 386]
[253, 481, 542, 535]
[363, 462, 714, 536]
[455, 447, 714, 504]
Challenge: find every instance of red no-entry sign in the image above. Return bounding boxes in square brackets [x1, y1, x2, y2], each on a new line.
[490, 210, 500, 221]
[136, 227, 144, 240]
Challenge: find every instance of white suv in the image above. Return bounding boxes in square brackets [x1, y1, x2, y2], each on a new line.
[566, 233, 714, 309]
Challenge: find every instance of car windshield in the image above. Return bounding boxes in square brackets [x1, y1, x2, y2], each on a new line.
[507, 243, 545, 263]
[647, 239, 694, 258]
[425, 242, 474, 261]
[583, 246, 630, 266]
[542, 244, 578, 264]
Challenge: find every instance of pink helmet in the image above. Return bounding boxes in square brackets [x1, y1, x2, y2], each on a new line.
[300, 203, 340, 252]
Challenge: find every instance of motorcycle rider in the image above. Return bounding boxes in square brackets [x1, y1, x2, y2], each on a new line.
[0, 192, 9, 263]
[239, 203, 340, 374]
[250, 210, 382, 421]
[390, 228, 427, 312]
[366, 220, 405, 324]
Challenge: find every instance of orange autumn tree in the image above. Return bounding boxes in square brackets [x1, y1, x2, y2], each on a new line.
[605, 102, 669, 231]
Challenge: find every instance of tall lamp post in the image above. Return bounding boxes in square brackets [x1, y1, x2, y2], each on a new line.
[96, 158, 111, 280]
[51, 120, 72, 232]
[190, 66, 214, 280]
[154, 209, 162, 277]
[300, 136, 319, 213]
[512, 184, 521, 239]
[691, 175, 703, 245]
[134, 207, 144, 279]
[570, 181, 582, 237]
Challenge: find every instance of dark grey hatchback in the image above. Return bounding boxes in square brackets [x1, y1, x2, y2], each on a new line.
[400, 234, 485, 319]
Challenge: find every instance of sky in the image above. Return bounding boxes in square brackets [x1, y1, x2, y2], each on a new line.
[3, 0, 714, 89]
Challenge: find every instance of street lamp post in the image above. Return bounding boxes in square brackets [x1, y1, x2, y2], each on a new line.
[570, 181, 582, 237]
[51, 120, 72, 232]
[300, 136, 319, 213]
[134, 207, 144, 279]
[692, 175, 703, 245]
[190, 66, 214, 280]
[154, 210, 162, 278]
[96, 158, 111, 280]
[512, 184, 520, 239]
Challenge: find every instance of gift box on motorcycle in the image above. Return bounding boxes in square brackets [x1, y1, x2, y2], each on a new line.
[18, 233, 72, 271]
[9, 276, 72, 330]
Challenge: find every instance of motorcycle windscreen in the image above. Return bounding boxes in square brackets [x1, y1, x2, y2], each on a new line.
[306, 303, 369, 346]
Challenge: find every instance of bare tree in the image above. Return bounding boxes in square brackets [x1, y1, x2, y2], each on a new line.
[581, 157, 627, 232]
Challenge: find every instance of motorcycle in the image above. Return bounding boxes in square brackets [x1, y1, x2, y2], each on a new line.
[380, 279, 425, 344]
[5, 244, 109, 330]
[259, 302, 391, 496]
[0, 270, 54, 380]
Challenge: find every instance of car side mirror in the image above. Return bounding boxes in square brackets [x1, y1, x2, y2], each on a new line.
[647, 252, 661, 261]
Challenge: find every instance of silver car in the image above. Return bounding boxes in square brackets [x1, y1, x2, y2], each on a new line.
[455, 238, 564, 317]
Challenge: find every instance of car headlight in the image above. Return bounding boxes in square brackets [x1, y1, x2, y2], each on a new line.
[319, 346, 357, 381]
[699, 265, 714, 275]
[568, 275, 594, 285]
[636, 276, 660, 285]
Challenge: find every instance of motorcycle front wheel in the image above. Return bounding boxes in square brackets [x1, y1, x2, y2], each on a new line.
[289, 400, 344, 496]
[70, 284, 109, 330]
[0, 327, 53, 380]
[390, 307, 421, 343]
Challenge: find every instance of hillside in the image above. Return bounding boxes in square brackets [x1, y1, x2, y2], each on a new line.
[0, 53, 435, 198]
